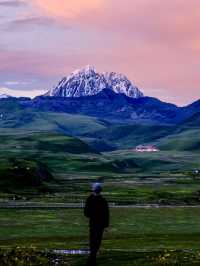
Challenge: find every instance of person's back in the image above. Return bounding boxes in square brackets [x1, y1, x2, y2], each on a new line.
[84, 193, 109, 229]
[84, 183, 109, 266]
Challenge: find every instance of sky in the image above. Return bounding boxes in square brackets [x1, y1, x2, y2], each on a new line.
[0, 0, 200, 106]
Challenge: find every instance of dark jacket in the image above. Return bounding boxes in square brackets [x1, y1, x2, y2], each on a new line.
[84, 194, 109, 228]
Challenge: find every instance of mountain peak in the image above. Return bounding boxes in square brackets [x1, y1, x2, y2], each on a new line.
[71, 65, 96, 76]
[46, 66, 144, 99]
[84, 65, 96, 73]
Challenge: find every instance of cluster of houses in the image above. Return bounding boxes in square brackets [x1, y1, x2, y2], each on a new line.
[135, 145, 159, 153]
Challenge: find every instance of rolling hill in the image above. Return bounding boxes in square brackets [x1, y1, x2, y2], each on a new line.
[157, 128, 200, 151]
[0, 106, 108, 135]
[156, 111, 200, 151]
[83, 123, 176, 149]
[0, 131, 96, 155]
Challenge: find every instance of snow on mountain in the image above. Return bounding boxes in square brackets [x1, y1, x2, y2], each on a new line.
[0, 94, 11, 99]
[46, 66, 144, 98]
[104, 72, 143, 98]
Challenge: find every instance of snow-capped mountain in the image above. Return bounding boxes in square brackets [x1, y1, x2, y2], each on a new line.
[0, 94, 11, 99]
[104, 72, 143, 98]
[46, 65, 143, 98]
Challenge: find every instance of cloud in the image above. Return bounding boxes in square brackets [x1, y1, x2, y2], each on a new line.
[4, 81, 21, 85]
[4, 80, 33, 86]
[29, 0, 103, 19]
[0, 87, 46, 98]
[0, 49, 66, 77]
[6, 16, 60, 30]
[0, 0, 26, 7]
[0, 48, 115, 79]
[28, 0, 200, 36]
[28, 1, 200, 62]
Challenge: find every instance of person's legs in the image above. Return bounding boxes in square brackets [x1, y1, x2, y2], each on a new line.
[94, 228, 104, 254]
[88, 227, 104, 265]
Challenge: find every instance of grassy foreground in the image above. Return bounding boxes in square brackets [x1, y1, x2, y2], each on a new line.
[2, 249, 200, 266]
[1, 208, 200, 265]
[1, 207, 200, 250]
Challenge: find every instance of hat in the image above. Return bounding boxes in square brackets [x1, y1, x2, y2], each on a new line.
[92, 182, 102, 193]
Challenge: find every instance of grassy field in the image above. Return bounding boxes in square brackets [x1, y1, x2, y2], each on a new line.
[1, 207, 200, 250]
[0, 129, 200, 204]
[158, 128, 200, 151]
[1, 207, 200, 265]
[0, 119, 200, 264]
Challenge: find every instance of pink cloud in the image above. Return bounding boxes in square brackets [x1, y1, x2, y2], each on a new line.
[28, 0, 103, 20]
[0, 50, 66, 77]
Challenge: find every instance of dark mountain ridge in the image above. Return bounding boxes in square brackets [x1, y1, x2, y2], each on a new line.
[0, 89, 199, 125]
[0, 92, 199, 152]
[20, 89, 182, 124]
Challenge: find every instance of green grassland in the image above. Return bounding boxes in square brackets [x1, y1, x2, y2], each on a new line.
[0, 109, 200, 265]
[0, 128, 199, 204]
[83, 123, 175, 149]
[157, 128, 200, 151]
[1, 208, 200, 265]
[1, 107, 200, 152]
[1, 207, 200, 250]
[0, 110, 107, 135]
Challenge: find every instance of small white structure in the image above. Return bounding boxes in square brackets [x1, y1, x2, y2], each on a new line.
[194, 169, 200, 175]
[135, 145, 159, 152]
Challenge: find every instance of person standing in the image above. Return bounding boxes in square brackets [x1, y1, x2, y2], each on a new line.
[84, 183, 109, 266]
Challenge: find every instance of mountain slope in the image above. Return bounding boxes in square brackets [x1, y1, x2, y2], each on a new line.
[46, 65, 143, 99]
[178, 99, 200, 121]
[156, 110, 200, 151]
[183, 99, 200, 112]
[83, 123, 176, 149]
[0, 109, 108, 135]
[180, 112, 200, 128]
[0, 131, 97, 154]
[24, 89, 180, 124]
[157, 128, 200, 151]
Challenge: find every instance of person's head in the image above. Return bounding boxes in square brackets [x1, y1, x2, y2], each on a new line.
[92, 182, 102, 194]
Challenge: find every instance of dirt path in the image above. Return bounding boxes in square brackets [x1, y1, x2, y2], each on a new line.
[0, 202, 200, 209]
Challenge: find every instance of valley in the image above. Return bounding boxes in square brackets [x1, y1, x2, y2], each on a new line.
[0, 91, 199, 205]
[0, 125, 199, 205]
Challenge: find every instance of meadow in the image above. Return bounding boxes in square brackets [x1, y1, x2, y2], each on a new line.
[0, 134, 199, 205]
[1, 208, 200, 265]
[0, 127, 200, 265]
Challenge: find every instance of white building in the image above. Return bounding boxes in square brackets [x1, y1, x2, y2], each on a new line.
[135, 145, 159, 152]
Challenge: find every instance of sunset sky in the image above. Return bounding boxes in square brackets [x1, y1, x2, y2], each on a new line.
[0, 0, 200, 105]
